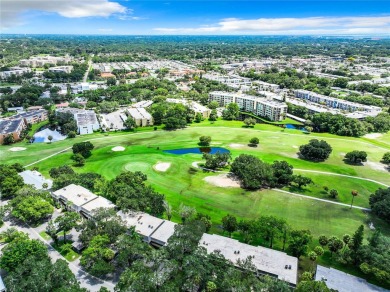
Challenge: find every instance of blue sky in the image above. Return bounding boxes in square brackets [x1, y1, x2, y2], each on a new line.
[2, 1, 390, 35]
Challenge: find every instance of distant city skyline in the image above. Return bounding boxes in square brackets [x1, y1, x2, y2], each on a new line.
[1, 0, 390, 35]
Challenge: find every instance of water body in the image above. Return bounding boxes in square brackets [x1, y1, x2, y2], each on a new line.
[285, 124, 308, 132]
[33, 128, 67, 143]
[163, 147, 230, 155]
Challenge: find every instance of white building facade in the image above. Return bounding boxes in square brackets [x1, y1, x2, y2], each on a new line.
[209, 91, 287, 121]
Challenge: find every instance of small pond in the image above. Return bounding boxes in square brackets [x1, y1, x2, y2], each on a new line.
[33, 128, 67, 143]
[285, 124, 308, 132]
[163, 147, 230, 155]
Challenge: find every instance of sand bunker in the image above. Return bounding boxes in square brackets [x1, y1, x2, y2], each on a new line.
[154, 162, 171, 172]
[9, 147, 26, 152]
[204, 173, 240, 188]
[364, 133, 383, 139]
[229, 143, 245, 149]
[292, 145, 299, 149]
[112, 146, 125, 152]
[365, 161, 388, 172]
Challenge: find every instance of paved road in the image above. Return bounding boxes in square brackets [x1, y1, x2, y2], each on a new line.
[82, 56, 93, 83]
[25, 147, 72, 167]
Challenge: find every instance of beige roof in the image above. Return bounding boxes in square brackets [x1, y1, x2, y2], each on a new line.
[81, 196, 115, 213]
[53, 184, 97, 207]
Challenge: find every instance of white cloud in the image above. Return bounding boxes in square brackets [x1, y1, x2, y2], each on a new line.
[1, 0, 127, 29]
[118, 15, 147, 21]
[154, 16, 390, 35]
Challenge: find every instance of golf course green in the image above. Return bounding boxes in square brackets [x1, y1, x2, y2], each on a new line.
[2, 121, 390, 243]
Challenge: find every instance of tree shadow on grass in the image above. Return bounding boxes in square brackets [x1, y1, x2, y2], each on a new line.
[287, 185, 313, 195]
[342, 159, 364, 166]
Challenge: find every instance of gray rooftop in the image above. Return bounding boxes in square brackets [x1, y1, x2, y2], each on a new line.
[315, 265, 389, 292]
[0, 118, 24, 134]
[18, 170, 53, 190]
[81, 196, 115, 213]
[199, 233, 298, 286]
[75, 112, 98, 126]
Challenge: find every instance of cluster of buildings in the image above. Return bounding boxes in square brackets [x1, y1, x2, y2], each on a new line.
[0, 109, 48, 144]
[209, 91, 287, 122]
[14, 169, 388, 291]
[48, 183, 298, 287]
[203, 73, 253, 90]
[0, 67, 31, 79]
[92, 60, 202, 80]
[99, 101, 154, 131]
[19, 55, 72, 67]
[293, 89, 382, 119]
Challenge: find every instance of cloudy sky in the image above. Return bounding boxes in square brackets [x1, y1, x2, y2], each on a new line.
[1, 0, 389, 35]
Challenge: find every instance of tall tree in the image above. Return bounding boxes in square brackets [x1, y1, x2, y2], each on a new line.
[287, 229, 312, 258]
[222, 214, 237, 237]
[55, 212, 80, 241]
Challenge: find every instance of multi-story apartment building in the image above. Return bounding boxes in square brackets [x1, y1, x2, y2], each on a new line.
[0, 118, 26, 144]
[19, 55, 72, 67]
[0, 67, 31, 79]
[294, 90, 382, 113]
[12, 109, 48, 125]
[209, 91, 287, 122]
[126, 108, 154, 127]
[166, 98, 211, 118]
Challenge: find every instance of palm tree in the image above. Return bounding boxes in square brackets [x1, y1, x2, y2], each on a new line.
[351, 190, 358, 209]
[163, 201, 173, 221]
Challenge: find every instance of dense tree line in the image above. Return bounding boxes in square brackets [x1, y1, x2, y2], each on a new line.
[3, 35, 390, 68]
[288, 111, 390, 137]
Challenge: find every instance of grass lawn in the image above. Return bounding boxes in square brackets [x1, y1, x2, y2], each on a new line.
[39, 231, 51, 240]
[52, 240, 80, 262]
[2, 121, 390, 240]
[28, 120, 49, 137]
[4, 120, 390, 287]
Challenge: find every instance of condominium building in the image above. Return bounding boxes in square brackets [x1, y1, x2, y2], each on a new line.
[52, 184, 114, 218]
[11, 109, 48, 125]
[0, 67, 31, 79]
[0, 118, 26, 144]
[56, 108, 100, 135]
[166, 98, 211, 118]
[204, 74, 252, 87]
[200, 234, 298, 287]
[19, 55, 72, 67]
[294, 90, 382, 113]
[209, 91, 287, 121]
[126, 108, 154, 127]
[117, 211, 177, 247]
[48, 66, 73, 74]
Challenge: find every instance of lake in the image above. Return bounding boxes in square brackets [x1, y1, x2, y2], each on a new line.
[163, 147, 230, 155]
